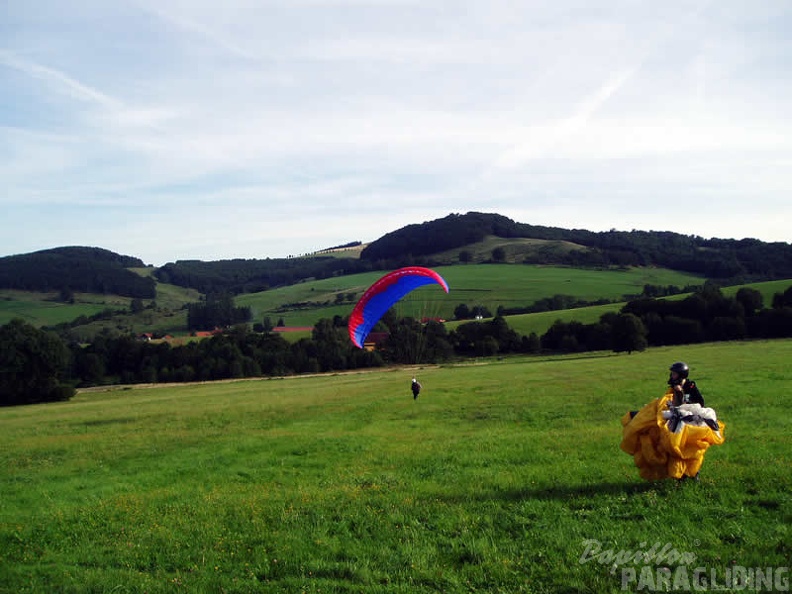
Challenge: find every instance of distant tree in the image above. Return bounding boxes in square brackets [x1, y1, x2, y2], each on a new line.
[489, 316, 521, 352]
[59, 287, 75, 304]
[477, 335, 500, 357]
[708, 316, 746, 341]
[491, 247, 506, 263]
[772, 286, 792, 309]
[612, 313, 648, 354]
[454, 303, 471, 320]
[662, 316, 705, 345]
[421, 320, 454, 362]
[0, 319, 74, 406]
[130, 298, 145, 314]
[521, 332, 541, 353]
[459, 250, 472, 263]
[471, 305, 492, 319]
[735, 287, 763, 316]
[311, 318, 349, 370]
[584, 322, 613, 351]
[73, 351, 106, 385]
[187, 292, 251, 330]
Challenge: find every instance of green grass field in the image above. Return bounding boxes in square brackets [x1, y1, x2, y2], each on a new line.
[448, 279, 792, 338]
[3, 262, 789, 345]
[0, 279, 200, 338]
[0, 291, 132, 328]
[2, 340, 790, 593]
[236, 264, 706, 329]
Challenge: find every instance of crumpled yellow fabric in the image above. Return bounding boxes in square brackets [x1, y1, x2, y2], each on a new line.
[620, 391, 726, 480]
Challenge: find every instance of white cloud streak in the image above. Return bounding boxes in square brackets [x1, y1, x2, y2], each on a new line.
[1, 0, 790, 265]
[0, 50, 120, 109]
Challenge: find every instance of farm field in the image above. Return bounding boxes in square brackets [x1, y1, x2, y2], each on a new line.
[236, 264, 707, 329]
[1, 340, 790, 592]
[0, 278, 200, 337]
[448, 278, 792, 338]
[0, 290, 132, 328]
[3, 262, 789, 343]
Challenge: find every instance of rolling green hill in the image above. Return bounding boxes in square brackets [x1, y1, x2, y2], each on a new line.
[0, 290, 135, 328]
[0, 246, 155, 298]
[418, 235, 589, 265]
[469, 278, 792, 338]
[0, 271, 201, 338]
[4, 259, 791, 346]
[236, 264, 706, 328]
[3, 211, 792, 344]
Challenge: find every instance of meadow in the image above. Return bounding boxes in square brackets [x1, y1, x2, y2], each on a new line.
[0, 291, 132, 329]
[3, 261, 788, 344]
[1, 340, 790, 593]
[0, 276, 200, 336]
[236, 264, 706, 329]
[447, 278, 792, 338]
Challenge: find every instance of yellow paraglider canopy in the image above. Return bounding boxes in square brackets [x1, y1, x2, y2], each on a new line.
[620, 390, 726, 481]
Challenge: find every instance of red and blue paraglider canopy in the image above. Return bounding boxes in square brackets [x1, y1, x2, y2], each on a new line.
[348, 266, 449, 349]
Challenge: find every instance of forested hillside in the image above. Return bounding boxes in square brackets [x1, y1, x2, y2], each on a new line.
[154, 257, 374, 294]
[0, 247, 155, 298]
[3, 213, 791, 298]
[142, 213, 792, 295]
[361, 212, 792, 279]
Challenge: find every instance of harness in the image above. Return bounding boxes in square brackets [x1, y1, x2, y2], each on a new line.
[665, 405, 720, 433]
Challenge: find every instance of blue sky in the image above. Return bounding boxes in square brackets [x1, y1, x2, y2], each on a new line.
[2, 0, 790, 266]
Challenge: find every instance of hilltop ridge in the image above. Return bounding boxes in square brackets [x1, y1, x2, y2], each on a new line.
[2, 212, 792, 297]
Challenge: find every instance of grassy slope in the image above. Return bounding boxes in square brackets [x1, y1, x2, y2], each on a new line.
[2, 258, 790, 343]
[237, 264, 707, 328]
[0, 290, 133, 328]
[463, 278, 792, 337]
[0, 270, 201, 336]
[1, 340, 789, 592]
[429, 235, 587, 265]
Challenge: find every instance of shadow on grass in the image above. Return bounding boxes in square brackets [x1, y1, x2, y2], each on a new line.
[442, 480, 669, 504]
[507, 481, 666, 500]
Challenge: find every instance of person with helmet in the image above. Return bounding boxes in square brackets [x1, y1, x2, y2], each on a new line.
[620, 361, 725, 482]
[667, 361, 704, 407]
[411, 377, 422, 400]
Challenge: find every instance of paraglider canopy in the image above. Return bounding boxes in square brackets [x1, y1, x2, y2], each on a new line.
[348, 266, 449, 349]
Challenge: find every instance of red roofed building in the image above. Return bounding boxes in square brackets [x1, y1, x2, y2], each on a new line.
[272, 326, 314, 333]
[363, 331, 390, 351]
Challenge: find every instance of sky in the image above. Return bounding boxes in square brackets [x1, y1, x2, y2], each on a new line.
[2, 1, 790, 266]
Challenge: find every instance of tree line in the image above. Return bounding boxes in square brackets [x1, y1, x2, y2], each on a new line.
[0, 247, 155, 298]
[154, 257, 375, 295]
[3, 283, 791, 406]
[5, 214, 791, 301]
[360, 212, 792, 281]
[152, 213, 792, 295]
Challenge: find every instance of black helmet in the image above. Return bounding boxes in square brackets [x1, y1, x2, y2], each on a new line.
[669, 361, 689, 379]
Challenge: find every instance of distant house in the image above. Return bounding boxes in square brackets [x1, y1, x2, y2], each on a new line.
[421, 317, 447, 324]
[363, 331, 389, 351]
[190, 327, 224, 338]
[138, 333, 175, 343]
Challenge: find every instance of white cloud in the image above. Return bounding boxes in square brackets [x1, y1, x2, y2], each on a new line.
[1, 0, 790, 265]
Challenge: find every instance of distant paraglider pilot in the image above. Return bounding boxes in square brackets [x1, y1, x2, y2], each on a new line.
[411, 378, 422, 400]
[620, 361, 725, 482]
